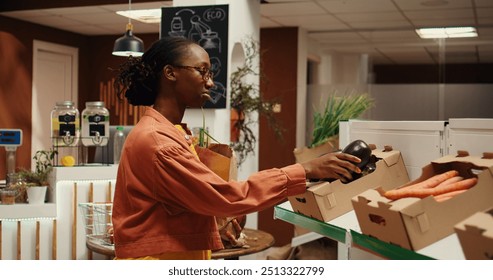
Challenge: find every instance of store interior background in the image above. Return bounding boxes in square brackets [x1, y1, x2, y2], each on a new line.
[1, 0, 493, 247]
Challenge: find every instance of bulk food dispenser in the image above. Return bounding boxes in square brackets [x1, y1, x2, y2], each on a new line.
[51, 101, 80, 147]
[81, 101, 110, 147]
[49, 100, 111, 166]
[81, 101, 110, 164]
[50, 101, 80, 166]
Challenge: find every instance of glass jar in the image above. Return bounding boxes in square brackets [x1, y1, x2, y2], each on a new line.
[81, 101, 110, 146]
[6, 173, 26, 204]
[51, 101, 80, 147]
[0, 189, 17, 205]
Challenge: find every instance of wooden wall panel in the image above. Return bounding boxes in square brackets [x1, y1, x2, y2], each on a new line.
[258, 27, 299, 246]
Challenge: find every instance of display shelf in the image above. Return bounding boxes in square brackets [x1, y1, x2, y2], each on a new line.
[350, 230, 432, 260]
[0, 203, 57, 220]
[274, 202, 346, 243]
[274, 201, 465, 260]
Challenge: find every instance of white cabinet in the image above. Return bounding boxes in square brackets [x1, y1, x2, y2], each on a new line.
[446, 118, 493, 156]
[342, 119, 493, 180]
[344, 120, 446, 180]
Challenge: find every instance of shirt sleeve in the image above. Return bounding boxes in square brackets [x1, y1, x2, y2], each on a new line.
[151, 145, 307, 217]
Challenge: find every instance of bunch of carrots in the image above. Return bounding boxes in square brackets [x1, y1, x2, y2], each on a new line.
[383, 170, 478, 202]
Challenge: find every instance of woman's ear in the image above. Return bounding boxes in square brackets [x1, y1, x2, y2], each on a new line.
[163, 65, 177, 81]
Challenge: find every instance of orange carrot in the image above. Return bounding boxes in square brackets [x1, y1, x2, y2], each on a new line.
[412, 170, 459, 189]
[433, 189, 468, 202]
[431, 177, 477, 196]
[384, 170, 459, 199]
[434, 176, 464, 188]
[384, 176, 477, 200]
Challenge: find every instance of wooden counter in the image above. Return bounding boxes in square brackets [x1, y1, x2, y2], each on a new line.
[86, 228, 275, 260]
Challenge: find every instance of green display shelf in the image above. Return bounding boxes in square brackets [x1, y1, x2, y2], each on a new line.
[274, 202, 463, 260]
[274, 204, 347, 243]
[350, 230, 434, 260]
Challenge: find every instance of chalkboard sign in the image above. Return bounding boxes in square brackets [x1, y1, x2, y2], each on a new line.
[161, 5, 229, 109]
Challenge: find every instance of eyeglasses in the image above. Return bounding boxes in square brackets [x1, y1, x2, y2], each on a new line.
[173, 65, 214, 81]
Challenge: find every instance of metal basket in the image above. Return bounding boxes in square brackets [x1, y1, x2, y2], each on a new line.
[79, 202, 113, 246]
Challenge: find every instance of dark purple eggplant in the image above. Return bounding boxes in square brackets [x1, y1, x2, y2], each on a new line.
[341, 139, 372, 169]
[309, 139, 373, 183]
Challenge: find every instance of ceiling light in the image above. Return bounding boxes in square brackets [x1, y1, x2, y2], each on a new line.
[116, 9, 162, 24]
[415, 27, 477, 39]
[112, 0, 145, 57]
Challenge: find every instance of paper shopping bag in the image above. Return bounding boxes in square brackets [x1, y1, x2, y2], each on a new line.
[194, 143, 246, 248]
[195, 143, 238, 181]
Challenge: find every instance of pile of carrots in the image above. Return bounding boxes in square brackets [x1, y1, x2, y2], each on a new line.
[383, 170, 478, 202]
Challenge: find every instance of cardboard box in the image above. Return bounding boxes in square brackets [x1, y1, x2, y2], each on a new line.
[293, 137, 339, 164]
[454, 207, 493, 260]
[352, 152, 493, 251]
[288, 146, 409, 222]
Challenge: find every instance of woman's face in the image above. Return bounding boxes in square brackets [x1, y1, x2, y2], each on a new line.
[173, 44, 215, 108]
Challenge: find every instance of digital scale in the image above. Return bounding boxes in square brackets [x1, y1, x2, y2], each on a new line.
[0, 129, 22, 186]
[0, 129, 22, 146]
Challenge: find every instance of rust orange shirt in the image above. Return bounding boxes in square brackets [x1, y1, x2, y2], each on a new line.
[112, 107, 307, 259]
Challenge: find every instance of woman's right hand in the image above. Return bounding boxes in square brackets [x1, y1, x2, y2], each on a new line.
[300, 152, 362, 182]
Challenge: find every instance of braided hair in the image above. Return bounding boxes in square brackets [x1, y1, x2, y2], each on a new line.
[113, 37, 198, 106]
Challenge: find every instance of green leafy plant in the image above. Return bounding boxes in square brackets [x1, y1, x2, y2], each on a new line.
[230, 37, 284, 165]
[18, 149, 57, 187]
[310, 93, 374, 148]
[197, 108, 220, 148]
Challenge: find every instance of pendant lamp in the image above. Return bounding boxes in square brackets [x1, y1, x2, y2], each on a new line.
[112, 0, 144, 57]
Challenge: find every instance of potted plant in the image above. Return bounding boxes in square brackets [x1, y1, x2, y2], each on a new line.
[17, 149, 57, 204]
[230, 37, 284, 166]
[294, 92, 374, 163]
